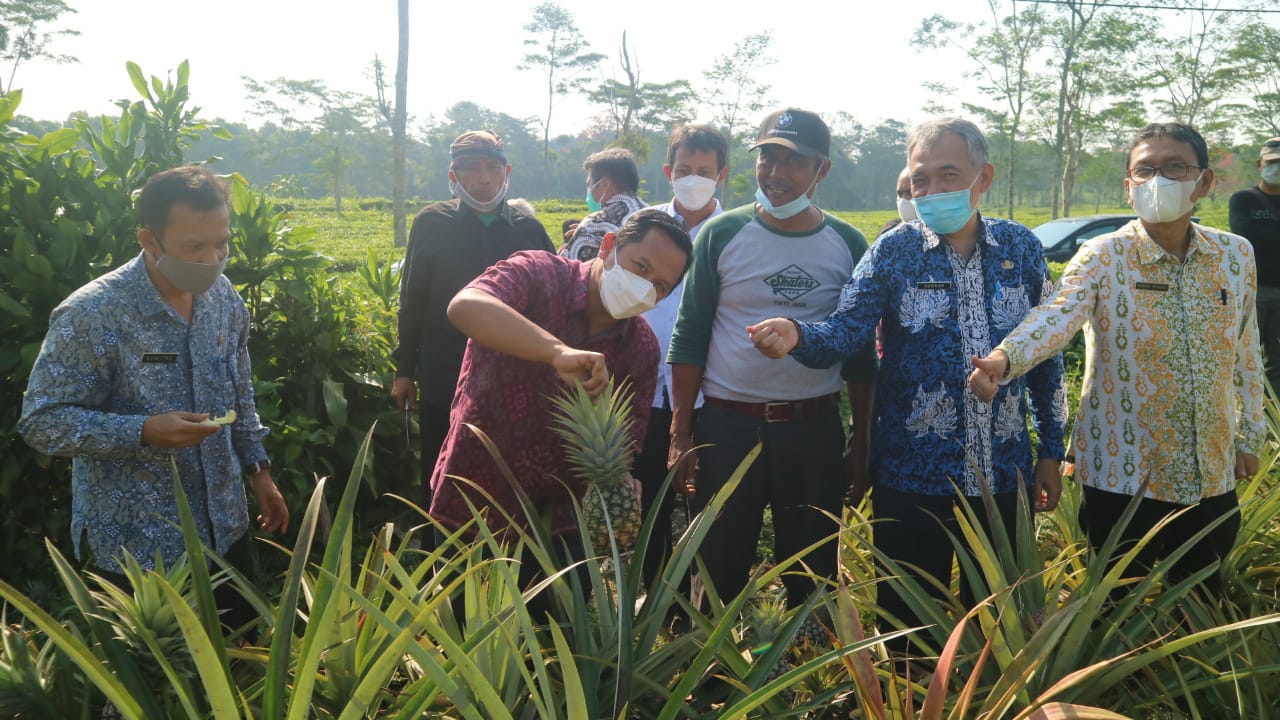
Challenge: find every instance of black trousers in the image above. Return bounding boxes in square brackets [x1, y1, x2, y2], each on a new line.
[872, 485, 1026, 657]
[1079, 485, 1239, 595]
[419, 401, 451, 508]
[632, 406, 694, 604]
[690, 402, 845, 609]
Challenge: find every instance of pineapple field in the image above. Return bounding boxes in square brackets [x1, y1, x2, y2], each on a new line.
[4, 64, 1280, 718]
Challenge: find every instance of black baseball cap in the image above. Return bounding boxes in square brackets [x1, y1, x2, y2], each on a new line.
[750, 108, 830, 157]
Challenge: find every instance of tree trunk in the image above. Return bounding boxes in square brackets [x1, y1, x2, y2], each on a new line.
[1006, 118, 1018, 220]
[334, 145, 343, 215]
[543, 48, 555, 198]
[393, 0, 409, 248]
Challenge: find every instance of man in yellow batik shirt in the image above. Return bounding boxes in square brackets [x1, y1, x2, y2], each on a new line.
[969, 122, 1266, 593]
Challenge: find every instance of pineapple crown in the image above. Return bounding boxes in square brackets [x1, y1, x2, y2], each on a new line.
[549, 378, 637, 488]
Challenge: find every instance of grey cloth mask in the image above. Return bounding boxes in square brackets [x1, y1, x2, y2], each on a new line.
[155, 252, 228, 295]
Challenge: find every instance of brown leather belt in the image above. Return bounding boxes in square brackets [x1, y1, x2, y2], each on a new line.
[702, 393, 839, 423]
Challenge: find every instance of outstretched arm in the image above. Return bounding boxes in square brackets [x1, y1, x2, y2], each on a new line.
[448, 287, 608, 395]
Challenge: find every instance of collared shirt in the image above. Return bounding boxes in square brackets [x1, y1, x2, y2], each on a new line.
[561, 192, 647, 262]
[429, 251, 658, 536]
[393, 199, 554, 409]
[1000, 220, 1266, 504]
[646, 199, 722, 409]
[19, 254, 268, 572]
[793, 216, 1067, 497]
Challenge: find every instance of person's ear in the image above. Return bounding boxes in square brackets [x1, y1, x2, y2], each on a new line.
[138, 226, 160, 257]
[977, 163, 995, 194]
[663, 165, 673, 182]
[599, 232, 617, 263]
[1194, 168, 1214, 202]
[448, 169, 458, 185]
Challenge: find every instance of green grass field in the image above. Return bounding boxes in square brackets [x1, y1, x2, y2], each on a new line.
[285, 196, 1234, 269]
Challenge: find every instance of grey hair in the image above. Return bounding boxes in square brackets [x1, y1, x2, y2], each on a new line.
[906, 118, 989, 170]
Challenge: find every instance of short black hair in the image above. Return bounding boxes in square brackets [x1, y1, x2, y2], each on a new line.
[666, 124, 729, 171]
[613, 207, 693, 277]
[584, 148, 640, 194]
[137, 166, 229, 234]
[1128, 122, 1209, 169]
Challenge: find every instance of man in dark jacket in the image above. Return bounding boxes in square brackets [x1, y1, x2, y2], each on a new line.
[391, 131, 554, 499]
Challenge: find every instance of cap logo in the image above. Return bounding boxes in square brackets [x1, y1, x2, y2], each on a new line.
[776, 112, 793, 128]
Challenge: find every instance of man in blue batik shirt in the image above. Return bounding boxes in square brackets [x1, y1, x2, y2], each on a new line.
[748, 118, 1066, 661]
[20, 166, 289, 599]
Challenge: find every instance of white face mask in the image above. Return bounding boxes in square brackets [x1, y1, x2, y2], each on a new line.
[1129, 173, 1201, 224]
[599, 249, 657, 319]
[1262, 163, 1280, 185]
[672, 175, 717, 212]
[450, 175, 509, 213]
[897, 196, 918, 222]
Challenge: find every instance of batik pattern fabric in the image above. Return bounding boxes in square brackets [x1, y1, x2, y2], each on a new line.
[1000, 220, 1266, 504]
[429, 251, 658, 537]
[792, 216, 1067, 497]
[560, 192, 647, 262]
[19, 254, 268, 573]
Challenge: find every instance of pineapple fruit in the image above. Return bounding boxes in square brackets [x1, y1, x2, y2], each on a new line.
[551, 379, 643, 552]
[743, 592, 797, 702]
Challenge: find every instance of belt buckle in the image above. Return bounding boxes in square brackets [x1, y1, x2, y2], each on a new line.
[763, 401, 791, 423]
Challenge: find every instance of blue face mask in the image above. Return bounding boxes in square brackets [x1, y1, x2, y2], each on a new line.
[586, 179, 603, 213]
[755, 162, 823, 221]
[755, 186, 811, 220]
[911, 174, 980, 235]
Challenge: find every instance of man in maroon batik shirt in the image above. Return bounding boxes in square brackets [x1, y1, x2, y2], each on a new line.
[430, 209, 692, 562]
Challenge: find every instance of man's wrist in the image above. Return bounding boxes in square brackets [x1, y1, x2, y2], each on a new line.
[244, 459, 271, 476]
[787, 318, 803, 349]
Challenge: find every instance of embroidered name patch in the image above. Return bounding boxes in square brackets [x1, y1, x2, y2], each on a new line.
[916, 281, 953, 290]
[141, 352, 178, 363]
[1135, 282, 1169, 292]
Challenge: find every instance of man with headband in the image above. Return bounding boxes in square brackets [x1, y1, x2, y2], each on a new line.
[392, 130, 554, 503]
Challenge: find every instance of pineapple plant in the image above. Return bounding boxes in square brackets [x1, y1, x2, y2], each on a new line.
[742, 592, 797, 703]
[551, 379, 643, 552]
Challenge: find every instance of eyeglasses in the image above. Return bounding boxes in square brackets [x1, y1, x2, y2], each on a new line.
[1127, 162, 1201, 183]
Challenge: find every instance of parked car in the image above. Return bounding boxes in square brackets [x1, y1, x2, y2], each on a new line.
[1032, 214, 1137, 263]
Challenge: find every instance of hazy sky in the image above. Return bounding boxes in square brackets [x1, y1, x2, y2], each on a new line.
[12, 0, 986, 133]
[14, 1, 1278, 139]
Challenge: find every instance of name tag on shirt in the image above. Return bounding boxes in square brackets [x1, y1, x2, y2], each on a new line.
[1135, 282, 1169, 292]
[141, 352, 178, 364]
[916, 281, 953, 290]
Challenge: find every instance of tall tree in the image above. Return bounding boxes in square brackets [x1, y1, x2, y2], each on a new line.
[1149, 1, 1255, 135]
[519, 1, 604, 196]
[1054, 13, 1145, 216]
[703, 31, 774, 145]
[1043, 0, 1099, 219]
[1227, 23, 1280, 139]
[916, 0, 1048, 219]
[242, 76, 377, 213]
[372, 0, 411, 248]
[702, 31, 775, 206]
[0, 0, 77, 94]
[586, 32, 695, 160]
